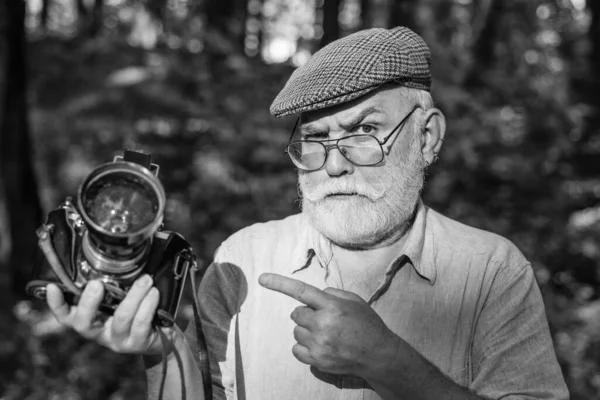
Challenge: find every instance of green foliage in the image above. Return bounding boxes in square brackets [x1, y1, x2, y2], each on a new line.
[2, 0, 600, 399]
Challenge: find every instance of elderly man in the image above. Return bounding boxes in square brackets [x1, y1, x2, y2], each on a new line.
[46, 27, 569, 400]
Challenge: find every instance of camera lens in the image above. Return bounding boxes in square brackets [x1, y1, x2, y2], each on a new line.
[77, 160, 165, 274]
[83, 173, 158, 235]
[78, 160, 165, 251]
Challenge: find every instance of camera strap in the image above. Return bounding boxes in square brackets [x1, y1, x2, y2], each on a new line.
[155, 261, 213, 400]
[157, 326, 187, 400]
[190, 264, 213, 400]
[235, 314, 246, 400]
[36, 224, 82, 297]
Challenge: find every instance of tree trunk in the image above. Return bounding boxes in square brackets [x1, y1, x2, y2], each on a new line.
[255, 0, 266, 57]
[87, 0, 104, 37]
[470, 0, 494, 48]
[389, 0, 419, 32]
[73, 0, 88, 34]
[364, 0, 389, 28]
[577, 0, 600, 164]
[0, 0, 9, 277]
[147, 0, 169, 25]
[205, 0, 234, 33]
[588, 1, 600, 97]
[361, 0, 371, 29]
[40, 0, 50, 29]
[243, 0, 263, 57]
[76, 0, 88, 18]
[237, 0, 249, 51]
[0, 0, 43, 297]
[320, 0, 342, 49]
[463, 0, 501, 88]
[205, 0, 247, 51]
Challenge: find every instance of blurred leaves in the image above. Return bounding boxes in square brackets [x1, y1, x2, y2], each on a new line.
[2, 302, 144, 400]
[1, 0, 600, 399]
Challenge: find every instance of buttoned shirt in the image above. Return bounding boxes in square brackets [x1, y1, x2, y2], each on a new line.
[181, 201, 569, 400]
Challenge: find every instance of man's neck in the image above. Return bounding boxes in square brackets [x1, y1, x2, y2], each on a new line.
[332, 227, 410, 275]
[330, 207, 418, 281]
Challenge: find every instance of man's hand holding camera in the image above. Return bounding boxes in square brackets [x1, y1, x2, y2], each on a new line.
[46, 275, 169, 355]
[258, 272, 401, 380]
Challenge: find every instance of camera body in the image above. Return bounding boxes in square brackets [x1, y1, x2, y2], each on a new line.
[26, 150, 194, 327]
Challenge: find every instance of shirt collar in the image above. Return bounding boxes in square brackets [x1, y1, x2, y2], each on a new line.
[295, 199, 437, 285]
[400, 199, 436, 284]
[291, 219, 334, 273]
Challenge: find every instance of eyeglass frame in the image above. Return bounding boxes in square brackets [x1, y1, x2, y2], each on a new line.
[284, 105, 422, 172]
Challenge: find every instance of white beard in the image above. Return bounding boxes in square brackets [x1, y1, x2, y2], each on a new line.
[299, 133, 426, 249]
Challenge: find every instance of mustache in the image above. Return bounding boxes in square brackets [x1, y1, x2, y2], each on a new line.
[299, 175, 386, 202]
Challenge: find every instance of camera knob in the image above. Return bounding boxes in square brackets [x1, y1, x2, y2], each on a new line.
[32, 286, 47, 299]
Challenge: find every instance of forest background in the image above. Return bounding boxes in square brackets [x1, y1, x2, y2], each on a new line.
[1, 0, 600, 398]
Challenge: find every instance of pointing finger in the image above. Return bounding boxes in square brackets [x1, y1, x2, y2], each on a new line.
[323, 287, 363, 301]
[259, 273, 331, 309]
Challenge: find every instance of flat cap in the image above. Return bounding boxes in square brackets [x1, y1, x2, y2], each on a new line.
[270, 26, 432, 118]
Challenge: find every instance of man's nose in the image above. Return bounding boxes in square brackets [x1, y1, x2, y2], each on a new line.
[324, 147, 354, 177]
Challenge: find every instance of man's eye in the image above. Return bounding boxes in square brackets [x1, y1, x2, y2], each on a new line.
[355, 125, 375, 134]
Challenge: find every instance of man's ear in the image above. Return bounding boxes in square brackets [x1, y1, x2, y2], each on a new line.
[420, 108, 446, 166]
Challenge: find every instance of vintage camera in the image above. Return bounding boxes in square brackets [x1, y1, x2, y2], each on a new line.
[26, 149, 195, 327]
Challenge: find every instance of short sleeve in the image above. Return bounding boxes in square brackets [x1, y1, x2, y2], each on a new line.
[470, 263, 569, 399]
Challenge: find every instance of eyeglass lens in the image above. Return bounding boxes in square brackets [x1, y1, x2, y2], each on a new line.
[287, 135, 384, 170]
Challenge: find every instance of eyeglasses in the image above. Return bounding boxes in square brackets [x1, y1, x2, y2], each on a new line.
[285, 105, 421, 172]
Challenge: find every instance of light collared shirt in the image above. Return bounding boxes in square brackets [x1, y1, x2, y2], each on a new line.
[182, 201, 569, 400]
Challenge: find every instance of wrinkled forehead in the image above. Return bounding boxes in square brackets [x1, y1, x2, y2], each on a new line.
[298, 84, 412, 127]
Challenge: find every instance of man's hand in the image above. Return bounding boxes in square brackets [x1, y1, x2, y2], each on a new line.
[258, 272, 399, 379]
[46, 275, 168, 355]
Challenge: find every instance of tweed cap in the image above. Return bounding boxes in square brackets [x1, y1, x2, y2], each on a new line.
[270, 26, 432, 118]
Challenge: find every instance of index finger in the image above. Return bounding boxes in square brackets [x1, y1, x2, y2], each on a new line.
[258, 273, 331, 309]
